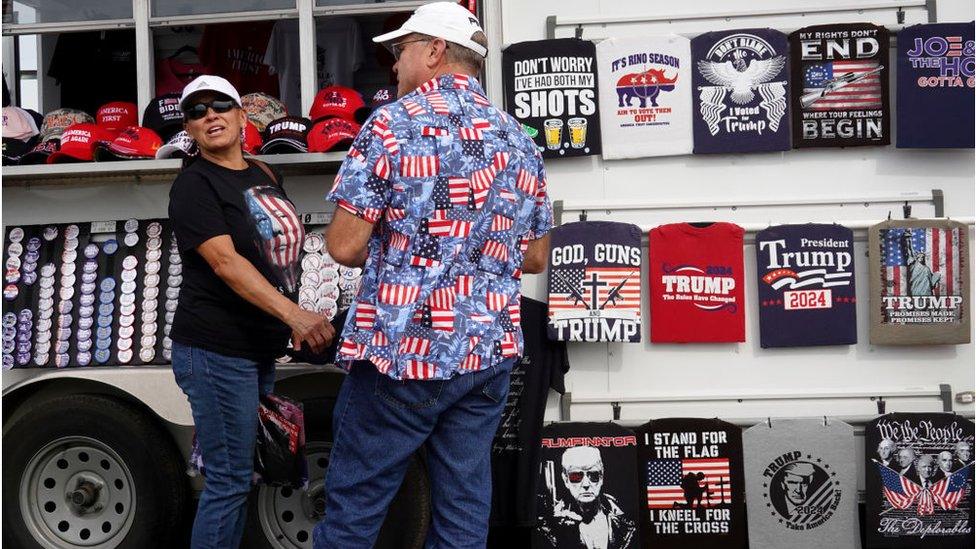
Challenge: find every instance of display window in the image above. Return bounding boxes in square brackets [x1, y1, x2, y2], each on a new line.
[3, 0, 133, 25]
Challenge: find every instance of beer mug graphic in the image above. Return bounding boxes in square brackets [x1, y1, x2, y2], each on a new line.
[567, 118, 587, 149]
[543, 118, 563, 150]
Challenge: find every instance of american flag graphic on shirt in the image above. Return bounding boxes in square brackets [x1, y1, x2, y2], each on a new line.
[243, 186, 304, 293]
[803, 60, 882, 110]
[328, 73, 554, 380]
[881, 227, 963, 300]
[646, 458, 732, 509]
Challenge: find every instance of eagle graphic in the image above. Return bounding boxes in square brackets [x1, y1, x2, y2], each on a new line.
[697, 53, 785, 104]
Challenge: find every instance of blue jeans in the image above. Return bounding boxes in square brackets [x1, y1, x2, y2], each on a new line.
[172, 341, 275, 549]
[314, 358, 514, 549]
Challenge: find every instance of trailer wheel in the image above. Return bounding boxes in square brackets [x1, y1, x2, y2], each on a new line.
[2, 393, 188, 549]
[243, 397, 430, 549]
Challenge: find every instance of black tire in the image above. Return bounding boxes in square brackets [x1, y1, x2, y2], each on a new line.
[2, 393, 189, 549]
[242, 397, 430, 549]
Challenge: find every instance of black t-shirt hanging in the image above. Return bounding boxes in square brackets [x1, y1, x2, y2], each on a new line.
[48, 31, 137, 116]
[865, 413, 974, 549]
[503, 38, 602, 158]
[790, 23, 890, 148]
[490, 297, 570, 531]
[167, 158, 304, 360]
[635, 418, 747, 549]
[534, 422, 640, 549]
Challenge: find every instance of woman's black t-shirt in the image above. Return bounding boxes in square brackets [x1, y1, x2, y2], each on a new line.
[168, 157, 305, 360]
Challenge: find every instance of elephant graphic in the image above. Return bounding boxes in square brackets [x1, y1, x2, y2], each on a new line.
[615, 68, 678, 108]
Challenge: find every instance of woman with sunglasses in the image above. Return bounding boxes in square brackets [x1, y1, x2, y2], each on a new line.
[167, 75, 334, 549]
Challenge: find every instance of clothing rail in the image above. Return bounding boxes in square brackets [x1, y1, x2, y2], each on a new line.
[559, 384, 957, 421]
[631, 217, 976, 235]
[545, 0, 935, 40]
[553, 190, 945, 226]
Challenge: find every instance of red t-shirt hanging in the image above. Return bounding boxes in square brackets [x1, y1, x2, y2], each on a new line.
[198, 22, 279, 97]
[650, 222, 745, 342]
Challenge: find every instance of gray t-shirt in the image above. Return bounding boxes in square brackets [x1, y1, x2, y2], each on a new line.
[744, 418, 860, 549]
[264, 17, 364, 115]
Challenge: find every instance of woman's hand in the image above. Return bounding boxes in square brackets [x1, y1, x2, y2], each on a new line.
[285, 307, 336, 354]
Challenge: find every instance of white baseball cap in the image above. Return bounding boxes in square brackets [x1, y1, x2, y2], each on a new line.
[373, 2, 487, 58]
[179, 75, 243, 111]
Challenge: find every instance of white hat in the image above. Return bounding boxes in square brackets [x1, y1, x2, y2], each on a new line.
[373, 2, 487, 58]
[179, 75, 243, 110]
[155, 130, 198, 159]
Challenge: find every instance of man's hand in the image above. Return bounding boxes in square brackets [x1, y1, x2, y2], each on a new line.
[286, 307, 335, 354]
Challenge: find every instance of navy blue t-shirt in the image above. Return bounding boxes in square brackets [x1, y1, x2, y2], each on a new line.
[692, 28, 791, 154]
[897, 22, 975, 149]
[755, 224, 857, 347]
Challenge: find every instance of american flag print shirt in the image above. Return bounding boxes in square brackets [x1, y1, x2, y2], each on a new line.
[327, 73, 554, 380]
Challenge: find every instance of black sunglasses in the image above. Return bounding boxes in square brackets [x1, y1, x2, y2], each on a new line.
[183, 99, 236, 120]
[566, 470, 603, 483]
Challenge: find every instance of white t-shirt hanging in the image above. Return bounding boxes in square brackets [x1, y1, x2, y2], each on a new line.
[264, 17, 365, 116]
[597, 35, 693, 159]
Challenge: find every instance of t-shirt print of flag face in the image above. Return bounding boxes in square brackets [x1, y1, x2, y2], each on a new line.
[244, 185, 304, 293]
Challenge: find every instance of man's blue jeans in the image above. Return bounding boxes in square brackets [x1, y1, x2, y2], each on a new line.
[313, 358, 514, 549]
[172, 341, 275, 549]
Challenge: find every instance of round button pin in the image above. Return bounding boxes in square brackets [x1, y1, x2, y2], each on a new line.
[143, 286, 159, 300]
[3, 339, 15, 354]
[96, 316, 113, 328]
[4, 284, 19, 300]
[53, 353, 70, 368]
[2, 313, 16, 328]
[40, 263, 57, 278]
[39, 286, 55, 301]
[167, 275, 182, 288]
[96, 326, 112, 340]
[34, 353, 50, 366]
[98, 303, 114, 317]
[78, 305, 95, 319]
[76, 351, 91, 366]
[119, 315, 134, 328]
[167, 263, 182, 276]
[80, 271, 97, 286]
[139, 348, 155, 363]
[21, 271, 37, 286]
[35, 329, 51, 344]
[2, 354, 14, 370]
[102, 239, 119, 255]
[120, 302, 136, 317]
[164, 311, 175, 325]
[60, 274, 76, 289]
[301, 254, 321, 272]
[76, 328, 92, 342]
[162, 337, 172, 351]
[59, 286, 75, 301]
[61, 249, 78, 264]
[141, 310, 158, 325]
[141, 323, 157, 336]
[81, 280, 97, 294]
[60, 262, 76, 277]
[84, 243, 99, 259]
[63, 238, 78, 252]
[123, 232, 139, 247]
[36, 317, 52, 332]
[58, 300, 74, 315]
[42, 226, 59, 241]
[82, 261, 98, 274]
[117, 337, 132, 351]
[57, 327, 73, 342]
[122, 255, 138, 271]
[303, 232, 325, 253]
[94, 349, 111, 364]
[165, 286, 180, 301]
[7, 242, 23, 258]
[54, 341, 68, 355]
[100, 278, 116, 293]
[6, 256, 21, 272]
[64, 224, 80, 240]
[164, 300, 178, 313]
[163, 324, 172, 337]
[146, 248, 162, 263]
[120, 293, 135, 307]
[5, 269, 20, 284]
[77, 316, 93, 330]
[57, 314, 72, 329]
[118, 348, 133, 364]
[146, 222, 162, 238]
[121, 269, 137, 283]
[124, 219, 139, 233]
[79, 293, 96, 308]
[22, 260, 37, 274]
[77, 338, 93, 352]
[35, 339, 51, 354]
[146, 237, 162, 251]
[301, 270, 321, 287]
[95, 338, 112, 351]
[168, 252, 181, 265]
[8, 227, 24, 243]
[98, 292, 115, 305]
[26, 237, 42, 252]
[143, 273, 160, 288]
[118, 325, 134, 339]
[25, 248, 40, 263]
[142, 300, 158, 313]
[38, 308, 53, 320]
[120, 281, 137, 295]
[144, 261, 161, 275]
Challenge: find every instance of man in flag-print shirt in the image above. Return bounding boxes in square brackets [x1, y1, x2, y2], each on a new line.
[313, 4, 553, 548]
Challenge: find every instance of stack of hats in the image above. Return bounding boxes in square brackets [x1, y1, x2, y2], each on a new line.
[260, 85, 372, 156]
[2, 105, 42, 164]
[12, 108, 92, 165]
